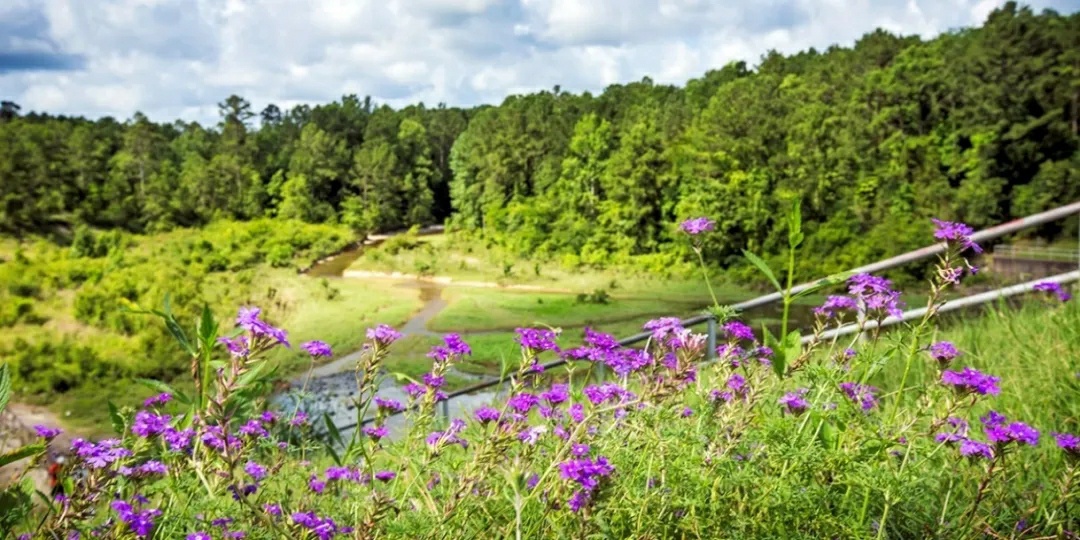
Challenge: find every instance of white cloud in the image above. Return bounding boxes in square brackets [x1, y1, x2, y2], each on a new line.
[0, 0, 1075, 125]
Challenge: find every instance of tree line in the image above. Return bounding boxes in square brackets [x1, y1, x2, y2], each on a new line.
[1, 2, 1077, 277]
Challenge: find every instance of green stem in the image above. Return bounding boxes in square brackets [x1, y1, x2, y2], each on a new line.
[781, 244, 796, 339]
[694, 247, 720, 309]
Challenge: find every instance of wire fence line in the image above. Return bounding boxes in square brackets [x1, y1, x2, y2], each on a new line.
[327, 201, 1080, 432]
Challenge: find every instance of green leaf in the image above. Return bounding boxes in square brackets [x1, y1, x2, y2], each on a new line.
[134, 378, 191, 405]
[197, 304, 218, 353]
[0, 479, 35, 533]
[107, 401, 125, 435]
[788, 199, 803, 249]
[762, 326, 785, 378]
[818, 419, 839, 450]
[792, 272, 852, 301]
[781, 330, 802, 378]
[0, 442, 45, 469]
[323, 413, 344, 448]
[0, 363, 10, 414]
[742, 250, 782, 292]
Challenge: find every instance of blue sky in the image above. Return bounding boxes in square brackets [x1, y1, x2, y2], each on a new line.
[1, 0, 1077, 125]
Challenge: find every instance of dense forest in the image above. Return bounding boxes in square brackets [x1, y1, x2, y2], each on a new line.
[2, 2, 1079, 277]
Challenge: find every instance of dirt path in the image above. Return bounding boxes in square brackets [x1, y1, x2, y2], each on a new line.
[340, 269, 574, 293]
[1, 402, 77, 492]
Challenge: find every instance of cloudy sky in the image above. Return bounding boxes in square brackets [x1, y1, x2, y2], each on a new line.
[1, 0, 1077, 125]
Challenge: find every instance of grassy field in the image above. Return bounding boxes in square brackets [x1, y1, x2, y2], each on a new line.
[0, 221, 423, 433]
[337, 232, 834, 385]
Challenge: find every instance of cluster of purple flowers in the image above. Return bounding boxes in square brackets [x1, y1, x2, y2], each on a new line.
[366, 324, 402, 345]
[132, 410, 171, 438]
[291, 511, 354, 539]
[679, 217, 715, 235]
[117, 460, 168, 478]
[847, 273, 904, 319]
[142, 392, 172, 408]
[813, 295, 859, 319]
[72, 438, 132, 469]
[941, 366, 1001, 396]
[516, 327, 561, 353]
[982, 411, 1040, 447]
[236, 306, 290, 348]
[427, 418, 469, 452]
[559, 454, 615, 512]
[938, 411, 1040, 461]
[302, 340, 333, 358]
[932, 218, 982, 254]
[111, 499, 162, 538]
[838, 382, 879, 411]
[34, 424, 62, 440]
[1033, 281, 1072, 302]
[428, 332, 472, 362]
[928, 341, 960, 365]
[778, 388, 810, 415]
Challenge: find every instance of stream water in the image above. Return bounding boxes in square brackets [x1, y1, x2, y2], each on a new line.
[274, 243, 815, 439]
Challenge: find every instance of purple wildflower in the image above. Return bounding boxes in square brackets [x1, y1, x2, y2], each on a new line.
[726, 373, 748, 399]
[643, 317, 684, 341]
[235, 306, 290, 347]
[569, 403, 585, 423]
[941, 367, 1000, 396]
[959, 439, 994, 460]
[218, 336, 250, 356]
[423, 373, 446, 389]
[516, 328, 560, 353]
[162, 427, 195, 452]
[290, 411, 309, 426]
[681, 407, 693, 417]
[929, 341, 960, 365]
[374, 470, 396, 482]
[778, 388, 810, 416]
[541, 384, 570, 406]
[847, 273, 904, 319]
[838, 382, 879, 411]
[443, 333, 472, 356]
[508, 392, 540, 414]
[559, 455, 614, 512]
[142, 393, 172, 408]
[572, 443, 590, 457]
[302, 340, 332, 358]
[366, 324, 402, 345]
[814, 295, 858, 319]
[374, 397, 405, 412]
[403, 382, 425, 398]
[363, 425, 389, 440]
[308, 474, 326, 494]
[136, 460, 167, 476]
[111, 499, 161, 538]
[1052, 432, 1080, 457]
[722, 321, 754, 342]
[71, 438, 132, 469]
[34, 425, 61, 440]
[473, 406, 500, 424]
[935, 417, 970, 444]
[932, 218, 982, 254]
[264, 503, 282, 516]
[244, 461, 266, 481]
[187, 533, 211, 540]
[679, 217, 715, 235]
[981, 412, 1039, 446]
[131, 411, 171, 438]
[239, 419, 268, 438]
[1034, 281, 1072, 302]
